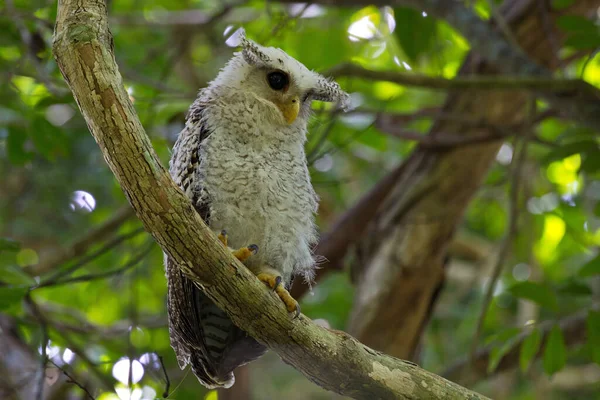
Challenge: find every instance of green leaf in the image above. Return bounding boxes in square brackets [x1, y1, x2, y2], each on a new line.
[564, 33, 600, 50]
[30, 117, 67, 161]
[485, 327, 521, 346]
[543, 140, 597, 164]
[551, 0, 575, 9]
[543, 325, 567, 375]
[587, 310, 600, 365]
[556, 15, 598, 33]
[509, 282, 558, 311]
[0, 286, 28, 311]
[520, 327, 542, 373]
[581, 153, 600, 173]
[0, 265, 36, 286]
[394, 8, 437, 62]
[6, 126, 32, 165]
[488, 335, 520, 373]
[595, 202, 600, 217]
[557, 279, 592, 296]
[579, 254, 600, 277]
[0, 237, 20, 252]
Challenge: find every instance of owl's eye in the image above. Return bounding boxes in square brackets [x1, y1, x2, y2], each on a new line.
[267, 71, 289, 91]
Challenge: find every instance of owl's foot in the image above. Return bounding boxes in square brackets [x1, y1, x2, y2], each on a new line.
[257, 272, 301, 318]
[218, 230, 258, 262]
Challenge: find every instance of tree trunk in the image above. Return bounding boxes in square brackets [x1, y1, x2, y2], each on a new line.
[348, 0, 600, 360]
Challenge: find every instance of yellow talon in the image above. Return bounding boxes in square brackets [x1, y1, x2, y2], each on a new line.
[232, 244, 258, 262]
[218, 230, 228, 247]
[257, 272, 301, 318]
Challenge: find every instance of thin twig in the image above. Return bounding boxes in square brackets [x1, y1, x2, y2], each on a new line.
[109, 3, 240, 26]
[327, 63, 595, 93]
[53, 330, 114, 391]
[484, 0, 522, 52]
[5, 0, 68, 97]
[36, 227, 146, 287]
[537, 0, 563, 72]
[48, 360, 95, 400]
[469, 97, 537, 363]
[25, 294, 49, 400]
[264, 2, 311, 43]
[158, 355, 170, 398]
[35, 242, 154, 289]
[444, 311, 588, 386]
[306, 109, 341, 162]
[28, 206, 136, 276]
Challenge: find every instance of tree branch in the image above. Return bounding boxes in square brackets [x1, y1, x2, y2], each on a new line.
[327, 63, 594, 92]
[26, 206, 135, 276]
[52, 0, 488, 398]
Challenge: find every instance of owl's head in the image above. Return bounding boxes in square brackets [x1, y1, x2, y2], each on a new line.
[211, 29, 349, 126]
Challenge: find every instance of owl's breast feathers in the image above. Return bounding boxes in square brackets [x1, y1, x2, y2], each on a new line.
[200, 92, 319, 283]
[166, 94, 318, 389]
[166, 101, 267, 389]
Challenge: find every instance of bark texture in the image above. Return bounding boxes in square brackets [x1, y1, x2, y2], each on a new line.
[52, 0, 489, 398]
[347, 0, 600, 360]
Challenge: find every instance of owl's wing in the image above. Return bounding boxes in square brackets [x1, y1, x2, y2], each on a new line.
[166, 101, 266, 389]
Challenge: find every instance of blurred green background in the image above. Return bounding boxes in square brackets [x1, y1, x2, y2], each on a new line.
[1, 0, 600, 399]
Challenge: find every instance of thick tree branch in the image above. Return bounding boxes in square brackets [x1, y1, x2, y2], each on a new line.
[52, 0, 487, 398]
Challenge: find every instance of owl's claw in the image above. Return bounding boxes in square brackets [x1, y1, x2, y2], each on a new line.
[232, 245, 259, 262]
[217, 230, 258, 262]
[218, 230, 228, 247]
[248, 244, 259, 255]
[274, 276, 282, 292]
[257, 272, 301, 318]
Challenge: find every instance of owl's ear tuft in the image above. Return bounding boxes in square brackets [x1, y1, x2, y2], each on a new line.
[239, 29, 271, 66]
[311, 75, 351, 111]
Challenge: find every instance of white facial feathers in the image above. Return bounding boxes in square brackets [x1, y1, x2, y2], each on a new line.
[212, 28, 349, 112]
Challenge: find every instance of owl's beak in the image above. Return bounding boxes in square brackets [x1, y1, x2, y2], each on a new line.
[277, 96, 300, 124]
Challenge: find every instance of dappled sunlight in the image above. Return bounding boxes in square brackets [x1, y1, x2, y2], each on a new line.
[224, 27, 244, 47]
[112, 357, 145, 385]
[16, 248, 38, 267]
[115, 387, 142, 400]
[496, 143, 513, 165]
[45, 104, 75, 127]
[204, 391, 218, 400]
[314, 154, 334, 172]
[348, 16, 377, 41]
[527, 193, 559, 215]
[535, 215, 566, 264]
[70, 190, 96, 213]
[339, 112, 376, 129]
[59, 348, 74, 363]
[546, 154, 583, 196]
[288, 3, 325, 19]
[512, 263, 531, 282]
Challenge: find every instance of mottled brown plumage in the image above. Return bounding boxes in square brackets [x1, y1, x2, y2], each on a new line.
[166, 30, 348, 388]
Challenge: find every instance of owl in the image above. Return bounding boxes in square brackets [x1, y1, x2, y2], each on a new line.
[166, 29, 349, 389]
